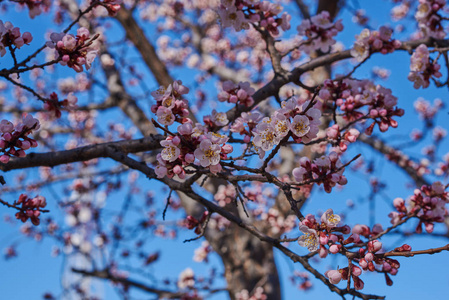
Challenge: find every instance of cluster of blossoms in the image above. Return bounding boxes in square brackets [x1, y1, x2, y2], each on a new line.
[231, 111, 263, 143]
[177, 268, 195, 289]
[319, 79, 404, 134]
[203, 109, 229, 128]
[435, 152, 449, 176]
[260, 208, 296, 235]
[153, 81, 234, 177]
[214, 184, 236, 207]
[217, 0, 291, 36]
[151, 80, 190, 126]
[391, 2, 410, 21]
[326, 124, 360, 152]
[156, 125, 233, 178]
[235, 287, 267, 300]
[388, 182, 448, 233]
[218, 81, 255, 107]
[0, 21, 33, 57]
[297, 10, 343, 53]
[15, 0, 51, 18]
[414, 98, 443, 122]
[415, 0, 446, 39]
[14, 194, 47, 226]
[408, 44, 442, 89]
[44, 92, 78, 119]
[292, 152, 348, 193]
[298, 210, 405, 290]
[238, 97, 321, 158]
[0, 114, 40, 163]
[193, 241, 212, 262]
[46, 27, 99, 72]
[350, 26, 401, 61]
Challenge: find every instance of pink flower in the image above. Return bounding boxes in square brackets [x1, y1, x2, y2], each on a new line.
[298, 225, 319, 252]
[218, 6, 249, 32]
[321, 209, 341, 228]
[290, 115, 310, 137]
[272, 113, 290, 137]
[156, 107, 175, 125]
[160, 139, 180, 162]
[211, 110, 229, 126]
[0, 120, 14, 133]
[194, 139, 221, 167]
[253, 122, 280, 152]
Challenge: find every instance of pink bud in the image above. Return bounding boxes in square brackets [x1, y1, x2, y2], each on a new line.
[383, 262, 391, 272]
[329, 234, 338, 243]
[352, 265, 362, 276]
[371, 240, 382, 252]
[172, 136, 181, 146]
[329, 244, 341, 254]
[325, 270, 342, 284]
[379, 121, 389, 132]
[0, 154, 9, 163]
[3, 133, 12, 141]
[341, 225, 351, 234]
[389, 268, 398, 275]
[17, 150, 26, 157]
[237, 89, 247, 100]
[353, 276, 364, 290]
[359, 258, 368, 269]
[173, 165, 182, 175]
[389, 119, 398, 128]
[21, 140, 31, 150]
[221, 144, 233, 154]
[365, 252, 374, 262]
[185, 153, 195, 164]
[319, 247, 328, 258]
[22, 32, 33, 44]
[369, 109, 379, 117]
[319, 233, 329, 245]
[229, 95, 238, 103]
[393, 197, 405, 211]
[372, 224, 383, 235]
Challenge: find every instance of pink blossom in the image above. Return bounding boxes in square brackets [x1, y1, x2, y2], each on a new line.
[290, 115, 310, 137]
[156, 107, 175, 125]
[160, 139, 180, 162]
[194, 139, 221, 167]
[321, 209, 341, 228]
[298, 225, 319, 252]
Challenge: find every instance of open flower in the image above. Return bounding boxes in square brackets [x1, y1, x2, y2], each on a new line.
[298, 225, 319, 252]
[253, 122, 281, 152]
[321, 209, 341, 228]
[160, 140, 180, 162]
[290, 115, 310, 137]
[194, 139, 221, 167]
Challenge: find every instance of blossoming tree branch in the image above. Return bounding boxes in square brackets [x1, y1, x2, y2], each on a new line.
[0, 0, 448, 299]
